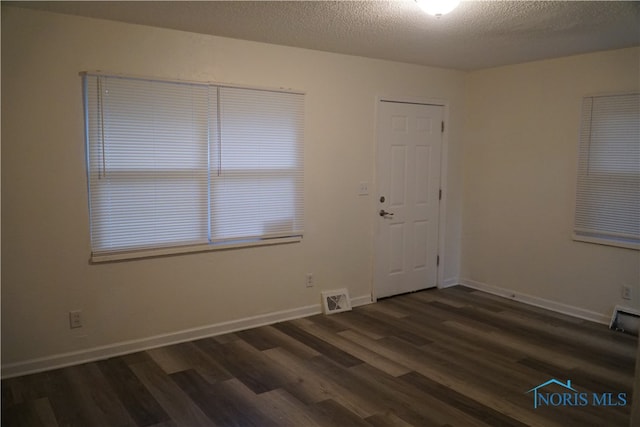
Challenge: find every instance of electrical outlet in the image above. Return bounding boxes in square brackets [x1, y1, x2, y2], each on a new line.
[622, 286, 632, 300]
[306, 273, 314, 288]
[69, 310, 83, 329]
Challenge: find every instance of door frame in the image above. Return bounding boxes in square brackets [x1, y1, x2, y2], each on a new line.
[372, 95, 450, 302]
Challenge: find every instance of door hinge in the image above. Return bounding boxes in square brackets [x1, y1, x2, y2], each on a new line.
[437, 255, 440, 266]
[441, 121, 445, 133]
[439, 189, 442, 200]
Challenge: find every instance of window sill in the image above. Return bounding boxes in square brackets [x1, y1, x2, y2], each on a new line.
[573, 233, 639, 251]
[90, 236, 303, 263]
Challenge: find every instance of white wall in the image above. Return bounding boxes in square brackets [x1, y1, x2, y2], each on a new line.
[5, 6, 637, 375]
[462, 47, 640, 319]
[1, 7, 465, 369]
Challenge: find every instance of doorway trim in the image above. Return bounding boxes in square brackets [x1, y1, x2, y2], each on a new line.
[372, 95, 451, 302]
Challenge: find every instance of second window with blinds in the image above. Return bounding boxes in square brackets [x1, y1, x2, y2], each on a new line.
[84, 74, 305, 261]
[574, 92, 639, 250]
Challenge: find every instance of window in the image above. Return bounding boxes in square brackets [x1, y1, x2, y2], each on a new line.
[574, 93, 639, 250]
[84, 74, 304, 261]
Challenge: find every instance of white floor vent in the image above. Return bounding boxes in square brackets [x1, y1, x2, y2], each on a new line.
[321, 289, 352, 314]
[610, 305, 640, 337]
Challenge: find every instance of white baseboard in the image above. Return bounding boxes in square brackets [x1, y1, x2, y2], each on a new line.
[440, 277, 459, 289]
[4, 285, 606, 379]
[2, 294, 371, 379]
[351, 293, 373, 307]
[459, 278, 610, 325]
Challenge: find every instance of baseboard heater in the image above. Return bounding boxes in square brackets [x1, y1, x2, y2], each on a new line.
[610, 305, 640, 336]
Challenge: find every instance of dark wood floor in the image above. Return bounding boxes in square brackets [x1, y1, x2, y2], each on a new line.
[2, 286, 637, 426]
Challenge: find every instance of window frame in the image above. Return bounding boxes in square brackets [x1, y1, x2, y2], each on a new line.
[572, 92, 640, 251]
[83, 72, 305, 262]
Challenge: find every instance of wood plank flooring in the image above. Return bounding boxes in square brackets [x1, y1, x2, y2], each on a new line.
[2, 286, 637, 426]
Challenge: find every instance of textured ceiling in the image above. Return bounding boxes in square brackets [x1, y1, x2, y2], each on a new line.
[8, 1, 640, 70]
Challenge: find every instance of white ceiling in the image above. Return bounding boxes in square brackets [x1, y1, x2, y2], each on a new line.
[9, 0, 640, 70]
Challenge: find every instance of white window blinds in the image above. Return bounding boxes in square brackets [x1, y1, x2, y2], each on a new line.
[84, 74, 304, 259]
[212, 87, 304, 242]
[574, 93, 640, 249]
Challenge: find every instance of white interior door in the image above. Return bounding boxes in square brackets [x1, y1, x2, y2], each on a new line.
[374, 100, 443, 299]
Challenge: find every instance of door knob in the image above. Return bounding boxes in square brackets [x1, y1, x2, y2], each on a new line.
[379, 209, 394, 218]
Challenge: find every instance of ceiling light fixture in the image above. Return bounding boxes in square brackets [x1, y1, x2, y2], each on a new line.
[416, 0, 461, 18]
